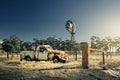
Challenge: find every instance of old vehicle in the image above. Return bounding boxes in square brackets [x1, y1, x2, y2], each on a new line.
[20, 45, 68, 63]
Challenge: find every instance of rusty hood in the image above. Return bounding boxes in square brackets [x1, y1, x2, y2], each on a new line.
[48, 50, 68, 55]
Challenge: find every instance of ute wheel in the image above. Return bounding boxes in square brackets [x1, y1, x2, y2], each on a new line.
[20, 59, 22, 61]
[53, 56, 59, 63]
[25, 56, 31, 61]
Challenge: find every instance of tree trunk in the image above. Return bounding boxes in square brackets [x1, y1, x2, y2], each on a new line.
[75, 51, 77, 61]
[16, 52, 19, 57]
[106, 52, 108, 58]
[17, 53, 18, 57]
[7, 52, 9, 59]
[11, 52, 14, 60]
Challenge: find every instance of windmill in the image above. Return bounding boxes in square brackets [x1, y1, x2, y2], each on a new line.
[65, 20, 76, 42]
[65, 20, 78, 60]
[65, 20, 77, 60]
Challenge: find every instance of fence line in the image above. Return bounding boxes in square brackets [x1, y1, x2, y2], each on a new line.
[81, 42, 105, 69]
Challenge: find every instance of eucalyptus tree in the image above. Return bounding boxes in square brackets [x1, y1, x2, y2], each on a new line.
[114, 37, 120, 52]
[21, 41, 33, 51]
[40, 39, 47, 45]
[105, 36, 113, 52]
[2, 35, 21, 59]
[46, 36, 61, 50]
[2, 38, 13, 59]
[10, 35, 21, 52]
[33, 38, 41, 50]
[100, 39, 109, 50]
[90, 36, 101, 49]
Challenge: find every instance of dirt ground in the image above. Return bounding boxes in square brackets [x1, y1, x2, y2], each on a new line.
[0, 53, 120, 80]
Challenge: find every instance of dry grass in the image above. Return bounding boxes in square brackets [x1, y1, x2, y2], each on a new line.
[0, 53, 120, 80]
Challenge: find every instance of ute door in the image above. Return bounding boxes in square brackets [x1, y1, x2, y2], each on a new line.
[38, 47, 48, 60]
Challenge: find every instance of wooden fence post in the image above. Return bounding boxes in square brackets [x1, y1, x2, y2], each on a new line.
[103, 52, 105, 64]
[81, 42, 90, 69]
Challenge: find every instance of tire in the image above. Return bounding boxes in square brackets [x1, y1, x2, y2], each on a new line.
[26, 57, 31, 61]
[53, 56, 59, 63]
[25, 56, 31, 61]
[20, 58, 22, 61]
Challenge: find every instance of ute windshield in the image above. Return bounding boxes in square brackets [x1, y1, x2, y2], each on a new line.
[46, 46, 53, 50]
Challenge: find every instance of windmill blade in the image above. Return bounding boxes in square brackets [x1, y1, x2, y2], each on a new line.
[72, 22, 76, 32]
[65, 20, 76, 33]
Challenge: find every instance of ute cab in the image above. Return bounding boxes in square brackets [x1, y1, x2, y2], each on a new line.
[35, 45, 53, 60]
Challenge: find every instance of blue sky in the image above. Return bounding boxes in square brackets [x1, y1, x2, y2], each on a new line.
[1, 0, 120, 42]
